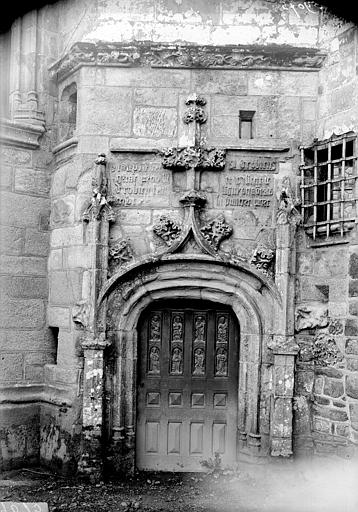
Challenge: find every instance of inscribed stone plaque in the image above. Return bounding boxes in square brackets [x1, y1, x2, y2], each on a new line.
[214, 153, 277, 211]
[108, 154, 171, 208]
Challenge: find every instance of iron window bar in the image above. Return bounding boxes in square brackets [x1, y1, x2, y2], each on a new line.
[300, 132, 357, 241]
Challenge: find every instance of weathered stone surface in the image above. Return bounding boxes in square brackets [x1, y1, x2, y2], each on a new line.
[47, 306, 71, 329]
[134, 88, 178, 107]
[316, 367, 343, 379]
[0, 353, 24, 381]
[295, 303, 328, 331]
[313, 405, 348, 422]
[349, 253, 358, 279]
[7, 276, 47, 298]
[51, 225, 84, 247]
[51, 197, 75, 226]
[0, 329, 55, 352]
[24, 229, 49, 256]
[349, 280, 358, 297]
[349, 403, 358, 431]
[345, 318, 358, 336]
[49, 271, 82, 305]
[349, 300, 358, 316]
[347, 358, 358, 372]
[133, 107, 177, 138]
[0, 164, 13, 190]
[0, 255, 47, 276]
[24, 365, 45, 382]
[0, 192, 50, 228]
[0, 226, 24, 255]
[14, 168, 50, 196]
[323, 378, 344, 398]
[346, 339, 358, 355]
[0, 298, 45, 329]
[346, 375, 358, 399]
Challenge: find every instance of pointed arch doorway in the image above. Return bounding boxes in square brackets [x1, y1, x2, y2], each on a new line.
[136, 299, 239, 472]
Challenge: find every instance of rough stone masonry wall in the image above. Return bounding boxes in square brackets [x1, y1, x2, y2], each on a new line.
[294, 21, 358, 458]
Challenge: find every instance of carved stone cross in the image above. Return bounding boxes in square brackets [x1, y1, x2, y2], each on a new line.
[160, 94, 226, 194]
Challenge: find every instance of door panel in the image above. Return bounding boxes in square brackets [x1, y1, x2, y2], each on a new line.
[136, 301, 239, 471]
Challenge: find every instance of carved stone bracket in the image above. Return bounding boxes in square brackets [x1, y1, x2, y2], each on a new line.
[109, 238, 133, 267]
[49, 42, 327, 82]
[153, 215, 182, 246]
[161, 146, 226, 171]
[200, 214, 233, 251]
[250, 245, 275, 277]
[268, 335, 299, 355]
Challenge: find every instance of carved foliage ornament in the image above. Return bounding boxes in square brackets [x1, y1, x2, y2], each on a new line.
[182, 94, 207, 125]
[50, 42, 327, 80]
[108, 238, 133, 275]
[312, 333, 343, 367]
[153, 215, 182, 246]
[200, 214, 233, 250]
[161, 146, 226, 171]
[250, 245, 275, 277]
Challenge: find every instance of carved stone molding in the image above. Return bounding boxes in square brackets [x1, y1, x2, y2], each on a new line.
[161, 146, 226, 171]
[0, 118, 45, 149]
[49, 42, 327, 81]
[200, 214, 233, 251]
[153, 215, 182, 246]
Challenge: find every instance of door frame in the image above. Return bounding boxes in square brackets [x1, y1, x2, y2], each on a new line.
[102, 256, 281, 473]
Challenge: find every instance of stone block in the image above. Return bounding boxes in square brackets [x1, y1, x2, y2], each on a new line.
[0, 353, 24, 381]
[62, 246, 91, 269]
[280, 72, 318, 97]
[0, 329, 54, 352]
[47, 306, 71, 329]
[0, 147, 32, 166]
[346, 375, 358, 399]
[211, 95, 258, 116]
[0, 164, 13, 190]
[78, 86, 132, 136]
[0, 298, 45, 329]
[313, 417, 331, 434]
[346, 338, 358, 355]
[313, 405, 348, 422]
[14, 168, 50, 196]
[347, 358, 358, 372]
[133, 107, 177, 138]
[57, 330, 77, 366]
[316, 367, 343, 379]
[0, 226, 24, 255]
[9, 276, 47, 298]
[302, 99, 317, 121]
[211, 116, 240, 139]
[323, 378, 344, 398]
[97, 67, 189, 89]
[191, 70, 248, 95]
[49, 270, 82, 305]
[315, 396, 330, 405]
[24, 229, 49, 256]
[116, 209, 152, 225]
[51, 225, 83, 247]
[349, 253, 358, 279]
[24, 365, 45, 382]
[345, 318, 358, 336]
[0, 255, 47, 276]
[297, 252, 314, 275]
[51, 196, 75, 227]
[349, 280, 358, 297]
[349, 403, 358, 431]
[0, 192, 50, 228]
[48, 249, 63, 270]
[314, 249, 347, 277]
[314, 376, 324, 394]
[134, 88, 178, 107]
[247, 72, 280, 96]
[349, 300, 358, 316]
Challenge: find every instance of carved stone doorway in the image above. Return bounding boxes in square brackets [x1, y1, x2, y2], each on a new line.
[136, 299, 239, 472]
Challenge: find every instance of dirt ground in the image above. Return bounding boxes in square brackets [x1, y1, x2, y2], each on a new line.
[1, 458, 358, 512]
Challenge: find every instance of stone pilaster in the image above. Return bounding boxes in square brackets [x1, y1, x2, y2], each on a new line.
[270, 179, 301, 456]
[77, 155, 114, 479]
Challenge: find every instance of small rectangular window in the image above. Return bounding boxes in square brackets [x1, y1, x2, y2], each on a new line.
[239, 110, 255, 139]
[300, 132, 357, 241]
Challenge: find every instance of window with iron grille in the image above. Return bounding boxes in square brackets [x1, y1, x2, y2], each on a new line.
[300, 132, 357, 242]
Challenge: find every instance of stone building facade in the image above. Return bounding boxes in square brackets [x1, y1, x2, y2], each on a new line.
[0, 0, 358, 476]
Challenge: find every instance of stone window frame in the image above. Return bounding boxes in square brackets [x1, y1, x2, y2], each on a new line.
[300, 132, 357, 242]
[239, 110, 255, 139]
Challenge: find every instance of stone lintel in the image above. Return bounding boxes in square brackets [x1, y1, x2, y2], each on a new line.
[49, 42, 327, 82]
[0, 117, 45, 149]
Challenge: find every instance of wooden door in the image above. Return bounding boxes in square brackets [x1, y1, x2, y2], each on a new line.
[136, 300, 239, 472]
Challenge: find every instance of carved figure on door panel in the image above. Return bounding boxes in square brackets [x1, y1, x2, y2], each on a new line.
[149, 346, 160, 374]
[149, 314, 161, 342]
[172, 315, 183, 342]
[193, 348, 205, 376]
[171, 347, 183, 374]
[194, 316, 205, 343]
[217, 316, 228, 344]
[216, 348, 228, 376]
